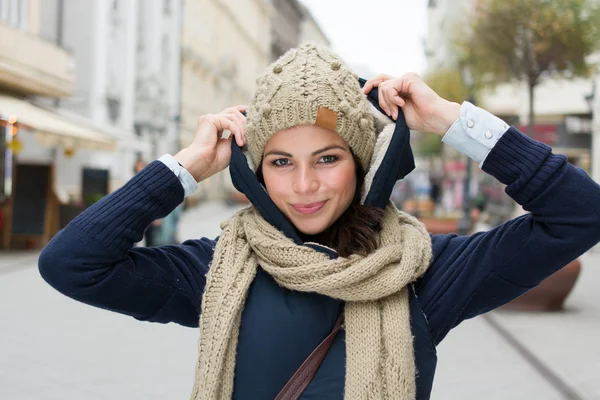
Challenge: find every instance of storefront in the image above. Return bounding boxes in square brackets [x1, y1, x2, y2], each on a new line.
[0, 95, 116, 250]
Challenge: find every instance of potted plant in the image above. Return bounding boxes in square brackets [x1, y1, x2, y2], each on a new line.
[502, 259, 582, 312]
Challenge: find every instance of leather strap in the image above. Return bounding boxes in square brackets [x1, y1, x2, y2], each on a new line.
[275, 313, 345, 400]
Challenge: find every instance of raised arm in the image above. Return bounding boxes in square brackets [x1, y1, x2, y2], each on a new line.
[364, 73, 600, 345]
[39, 161, 214, 327]
[39, 106, 249, 327]
[421, 128, 600, 344]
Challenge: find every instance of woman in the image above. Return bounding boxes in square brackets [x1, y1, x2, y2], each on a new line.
[39, 43, 600, 399]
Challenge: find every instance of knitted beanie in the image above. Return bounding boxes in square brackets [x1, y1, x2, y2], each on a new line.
[246, 42, 377, 171]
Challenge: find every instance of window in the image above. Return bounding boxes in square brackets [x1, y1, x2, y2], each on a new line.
[18, 0, 26, 30]
[163, 0, 172, 15]
[0, 0, 29, 30]
[0, 0, 6, 21]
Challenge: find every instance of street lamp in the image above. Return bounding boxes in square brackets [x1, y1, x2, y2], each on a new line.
[584, 81, 595, 113]
[135, 76, 170, 159]
[458, 67, 475, 235]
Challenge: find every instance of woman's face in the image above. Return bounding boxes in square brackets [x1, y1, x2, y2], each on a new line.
[261, 125, 357, 235]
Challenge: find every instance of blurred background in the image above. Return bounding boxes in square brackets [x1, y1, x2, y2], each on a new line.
[0, 0, 599, 399]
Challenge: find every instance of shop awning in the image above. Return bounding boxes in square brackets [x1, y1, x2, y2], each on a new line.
[0, 95, 116, 151]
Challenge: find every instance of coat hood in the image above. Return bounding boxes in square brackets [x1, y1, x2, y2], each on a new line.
[229, 78, 415, 254]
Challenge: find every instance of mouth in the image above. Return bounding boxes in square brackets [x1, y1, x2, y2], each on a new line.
[291, 200, 328, 215]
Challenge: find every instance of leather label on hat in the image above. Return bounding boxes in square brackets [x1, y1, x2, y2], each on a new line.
[315, 107, 337, 131]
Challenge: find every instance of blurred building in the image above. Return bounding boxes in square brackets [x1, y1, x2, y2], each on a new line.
[180, 0, 330, 203]
[135, 0, 183, 161]
[270, 0, 303, 60]
[0, 0, 184, 250]
[298, 3, 330, 47]
[179, 0, 271, 202]
[425, 0, 597, 172]
[424, 0, 599, 219]
[39, 0, 183, 191]
[0, 0, 117, 249]
[425, 0, 465, 71]
[270, 0, 329, 60]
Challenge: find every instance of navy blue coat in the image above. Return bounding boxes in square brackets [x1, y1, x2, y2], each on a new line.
[39, 122, 600, 398]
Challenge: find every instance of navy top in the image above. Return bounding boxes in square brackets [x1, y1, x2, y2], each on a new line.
[39, 128, 600, 399]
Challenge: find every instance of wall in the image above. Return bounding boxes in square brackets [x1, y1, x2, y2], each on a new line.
[270, 0, 302, 60]
[298, 4, 329, 46]
[180, 0, 271, 200]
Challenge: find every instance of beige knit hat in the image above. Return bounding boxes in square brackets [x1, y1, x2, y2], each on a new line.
[246, 42, 377, 171]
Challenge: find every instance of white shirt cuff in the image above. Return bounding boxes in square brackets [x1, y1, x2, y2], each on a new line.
[442, 101, 510, 167]
[158, 154, 198, 198]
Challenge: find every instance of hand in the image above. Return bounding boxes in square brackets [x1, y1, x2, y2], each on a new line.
[175, 106, 247, 182]
[363, 73, 461, 136]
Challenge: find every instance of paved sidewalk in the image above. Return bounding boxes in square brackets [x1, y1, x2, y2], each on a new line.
[486, 251, 600, 400]
[0, 201, 597, 399]
[181, 201, 600, 400]
[432, 249, 599, 399]
[0, 251, 40, 275]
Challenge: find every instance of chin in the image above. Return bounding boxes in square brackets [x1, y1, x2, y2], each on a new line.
[290, 216, 330, 236]
[296, 224, 327, 236]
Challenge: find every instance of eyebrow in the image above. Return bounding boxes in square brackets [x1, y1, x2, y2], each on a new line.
[264, 145, 348, 158]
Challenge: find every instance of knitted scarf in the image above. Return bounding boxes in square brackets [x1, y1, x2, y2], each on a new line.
[190, 202, 432, 399]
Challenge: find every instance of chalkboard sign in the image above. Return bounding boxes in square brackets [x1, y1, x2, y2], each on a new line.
[11, 164, 49, 235]
[82, 168, 109, 206]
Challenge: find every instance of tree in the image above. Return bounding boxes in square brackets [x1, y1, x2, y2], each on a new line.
[425, 68, 470, 104]
[456, 0, 600, 135]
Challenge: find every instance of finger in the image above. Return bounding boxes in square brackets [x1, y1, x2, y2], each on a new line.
[362, 79, 376, 94]
[194, 115, 219, 146]
[219, 111, 245, 131]
[385, 90, 398, 119]
[224, 106, 248, 136]
[382, 88, 397, 120]
[226, 119, 246, 147]
[363, 74, 390, 94]
[390, 92, 406, 108]
[387, 89, 406, 120]
[211, 115, 245, 147]
[223, 109, 247, 134]
[370, 73, 393, 84]
[363, 78, 383, 94]
[395, 76, 415, 97]
[378, 82, 392, 116]
[224, 111, 248, 145]
[225, 105, 248, 119]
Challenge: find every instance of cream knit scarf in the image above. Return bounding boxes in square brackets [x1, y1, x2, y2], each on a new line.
[190, 202, 432, 399]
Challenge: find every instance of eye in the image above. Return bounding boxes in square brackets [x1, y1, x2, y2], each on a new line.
[271, 158, 290, 167]
[319, 155, 339, 164]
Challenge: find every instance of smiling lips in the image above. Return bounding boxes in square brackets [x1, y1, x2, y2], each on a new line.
[291, 201, 328, 214]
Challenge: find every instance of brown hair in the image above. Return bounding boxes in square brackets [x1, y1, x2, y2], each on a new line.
[256, 153, 384, 258]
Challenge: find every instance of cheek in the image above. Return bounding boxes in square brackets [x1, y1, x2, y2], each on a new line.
[262, 170, 287, 198]
[262, 164, 357, 202]
[326, 166, 356, 201]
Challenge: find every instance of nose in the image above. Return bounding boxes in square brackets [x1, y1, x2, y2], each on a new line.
[292, 164, 320, 194]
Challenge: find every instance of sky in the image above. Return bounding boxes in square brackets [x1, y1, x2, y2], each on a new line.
[299, 0, 429, 79]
